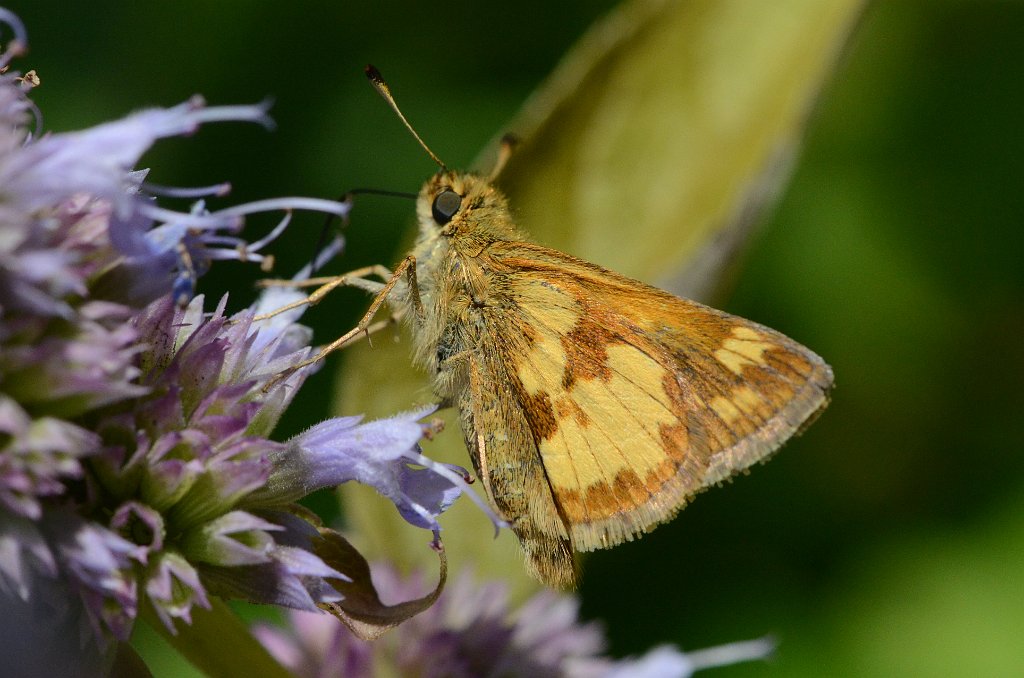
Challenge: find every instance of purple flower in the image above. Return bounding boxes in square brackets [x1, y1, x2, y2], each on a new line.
[251, 407, 504, 543]
[0, 12, 481, 669]
[254, 565, 775, 678]
[0, 396, 100, 519]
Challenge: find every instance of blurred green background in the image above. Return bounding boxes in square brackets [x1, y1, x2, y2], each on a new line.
[9, 1, 1023, 675]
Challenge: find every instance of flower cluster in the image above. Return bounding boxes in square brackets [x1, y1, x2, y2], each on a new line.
[254, 564, 775, 678]
[0, 10, 484, 675]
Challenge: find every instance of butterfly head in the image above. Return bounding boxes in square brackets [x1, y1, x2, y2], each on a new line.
[415, 170, 519, 243]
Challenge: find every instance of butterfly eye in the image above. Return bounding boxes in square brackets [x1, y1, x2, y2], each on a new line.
[431, 189, 462, 225]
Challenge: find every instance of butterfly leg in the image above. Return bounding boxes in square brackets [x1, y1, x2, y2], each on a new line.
[258, 257, 420, 394]
[253, 264, 395, 322]
[465, 354, 498, 510]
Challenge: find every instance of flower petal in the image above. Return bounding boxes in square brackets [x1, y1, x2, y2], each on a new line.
[315, 528, 448, 642]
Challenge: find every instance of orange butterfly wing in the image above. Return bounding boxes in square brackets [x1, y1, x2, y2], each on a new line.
[454, 240, 831, 584]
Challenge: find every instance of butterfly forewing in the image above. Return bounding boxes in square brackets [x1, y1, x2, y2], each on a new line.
[473, 242, 832, 564]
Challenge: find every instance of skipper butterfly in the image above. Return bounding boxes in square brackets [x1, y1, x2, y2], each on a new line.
[278, 67, 833, 588]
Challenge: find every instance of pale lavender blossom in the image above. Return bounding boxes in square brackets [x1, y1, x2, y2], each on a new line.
[254, 565, 775, 678]
[0, 12, 485, 676]
[252, 406, 504, 543]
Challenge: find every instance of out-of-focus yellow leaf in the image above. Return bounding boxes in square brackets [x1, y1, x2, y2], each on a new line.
[335, 0, 863, 602]
[491, 0, 865, 300]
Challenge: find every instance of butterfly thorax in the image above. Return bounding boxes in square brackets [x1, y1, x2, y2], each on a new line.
[406, 172, 526, 388]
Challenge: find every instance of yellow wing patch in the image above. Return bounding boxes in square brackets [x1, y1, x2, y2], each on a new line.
[714, 326, 777, 375]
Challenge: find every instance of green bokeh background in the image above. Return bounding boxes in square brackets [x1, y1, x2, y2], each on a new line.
[9, 1, 1023, 675]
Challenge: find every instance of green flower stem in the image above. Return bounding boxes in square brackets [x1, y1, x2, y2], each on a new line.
[141, 599, 293, 678]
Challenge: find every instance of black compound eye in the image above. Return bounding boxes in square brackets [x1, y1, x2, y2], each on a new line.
[431, 189, 462, 225]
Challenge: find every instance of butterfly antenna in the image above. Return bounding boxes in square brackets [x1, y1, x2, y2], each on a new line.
[365, 64, 448, 172]
[308, 188, 417, 274]
[488, 133, 520, 181]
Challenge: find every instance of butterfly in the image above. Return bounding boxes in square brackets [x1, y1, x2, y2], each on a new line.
[321, 66, 833, 588]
